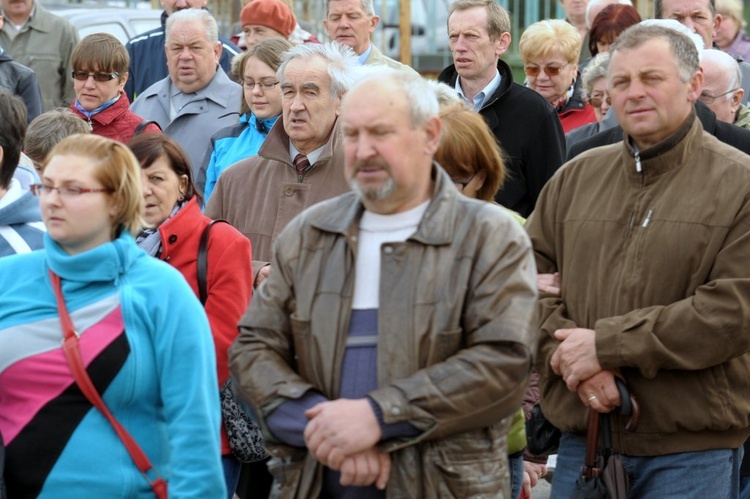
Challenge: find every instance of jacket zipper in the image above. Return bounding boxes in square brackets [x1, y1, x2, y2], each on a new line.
[626, 147, 644, 238]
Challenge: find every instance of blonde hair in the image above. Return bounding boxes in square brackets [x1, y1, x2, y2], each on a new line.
[43, 134, 145, 239]
[715, 0, 745, 28]
[519, 19, 582, 64]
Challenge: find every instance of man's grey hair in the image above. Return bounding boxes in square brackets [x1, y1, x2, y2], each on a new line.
[703, 48, 742, 97]
[347, 70, 439, 128]
[610, 24, 701, 83]
[585, 0, 633, 28]
[326, 0, 374, 16]
[427, 80, 467, 109]
[581, 52, 610, 99]
[277, 42, 360, 99]
[166, 8, 219, 45]
[655, 0, 715, 18]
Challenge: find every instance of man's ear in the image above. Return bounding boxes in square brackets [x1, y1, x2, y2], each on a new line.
[213, 41, 223, 63]
[732, 88, 745, 112]
[424, 116, 442, 156]
[712, 13, 722, 42]
[687, 70, 704, 103]
[495, 32, 511, 57]
[368, 14, 380, 35]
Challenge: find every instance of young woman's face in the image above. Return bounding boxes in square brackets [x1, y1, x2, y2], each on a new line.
[243, 57, 283, 120]
[140, 155, 188, 227]
[40, 154, 116, 255]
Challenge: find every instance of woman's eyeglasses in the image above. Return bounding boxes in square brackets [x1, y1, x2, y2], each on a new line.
[523, 64, 568, 77]
[243, 80, 280, 91]
[588, 95, 612, 108]
[452, 172, 477, 190]
[30, 184, 112, 198]
[72, 71, 119, 82]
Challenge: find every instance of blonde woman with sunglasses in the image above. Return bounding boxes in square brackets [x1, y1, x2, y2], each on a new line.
[519, 19, 597, 133]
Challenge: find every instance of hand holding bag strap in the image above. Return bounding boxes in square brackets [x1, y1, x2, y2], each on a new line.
[49, 271, 168, 499]
[582, 408, 601, 480]
[197, 220, 229, 305]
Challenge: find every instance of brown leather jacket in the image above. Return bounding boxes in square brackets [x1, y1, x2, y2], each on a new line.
[230, 165, 538, 498]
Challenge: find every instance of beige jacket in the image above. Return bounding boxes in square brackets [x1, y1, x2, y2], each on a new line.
[230, 165, 537, 498]
[204, 118, 349, 279]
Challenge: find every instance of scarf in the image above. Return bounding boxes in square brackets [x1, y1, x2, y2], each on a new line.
[74, 93, 121, 119]
[136, 200, 187, 257]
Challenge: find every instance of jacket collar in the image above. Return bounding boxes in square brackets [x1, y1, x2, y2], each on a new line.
[557, 74, 587, 116]
[71, 91, 131, 126]
[623, 109, 700, 179]
[309, 163, 458, 246]
[45, 229, 143, 283]
[438, 59, 514, 111]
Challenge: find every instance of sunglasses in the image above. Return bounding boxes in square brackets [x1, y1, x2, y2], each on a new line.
[72, 71, 120, 82]
[588, 95, 612, 108]
[523, 64, 568, 77]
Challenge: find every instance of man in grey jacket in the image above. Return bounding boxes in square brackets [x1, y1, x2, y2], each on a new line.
[130, 8, 241, 180]
[229, 70, 537, 498]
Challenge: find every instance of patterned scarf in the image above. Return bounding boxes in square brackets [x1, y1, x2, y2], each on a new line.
[136, 200, 187, 257]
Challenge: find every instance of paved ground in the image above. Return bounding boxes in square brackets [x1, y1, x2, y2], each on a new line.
[532, 478, 552, 499]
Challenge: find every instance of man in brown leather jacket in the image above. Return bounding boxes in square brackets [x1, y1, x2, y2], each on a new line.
[229, 71, 537, 498]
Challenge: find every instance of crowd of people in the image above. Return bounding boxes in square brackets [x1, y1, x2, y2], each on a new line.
[1, 0, 750, 497]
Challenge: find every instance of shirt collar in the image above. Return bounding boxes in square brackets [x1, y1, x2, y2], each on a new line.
[357, 43, 374, 65]
[290, 142, 325, 166]
[455, 69, 501, 111]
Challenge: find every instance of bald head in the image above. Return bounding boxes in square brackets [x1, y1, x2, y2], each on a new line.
[701, 48, 743, 123]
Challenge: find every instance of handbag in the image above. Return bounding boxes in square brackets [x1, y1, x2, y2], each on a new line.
[572, 377, 640, 499]
[526, 403, 562, 455]
[50, 271, 168, 499]
[198, 220, 268, 463]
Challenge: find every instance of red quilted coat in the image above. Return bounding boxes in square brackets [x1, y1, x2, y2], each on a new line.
[70, 90, 161, 143]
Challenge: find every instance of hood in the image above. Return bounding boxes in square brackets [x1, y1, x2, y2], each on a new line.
[0, 182, 42, 225]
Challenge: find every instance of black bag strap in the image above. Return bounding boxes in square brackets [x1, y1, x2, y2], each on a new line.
[197, 220, 229, 305]
[134, 120, 162, 136]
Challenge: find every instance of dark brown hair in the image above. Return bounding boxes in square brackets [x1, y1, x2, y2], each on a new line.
[589, 4, 642, 56]
[71, 33, 129, 78]
[127, 133, 202, 206]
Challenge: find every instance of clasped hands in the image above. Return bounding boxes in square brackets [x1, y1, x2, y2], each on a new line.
[551, 328, 621, 412]
[303, 398, 390, 489]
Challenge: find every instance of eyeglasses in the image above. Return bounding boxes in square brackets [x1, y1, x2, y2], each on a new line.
[30, 184, 112, 198]
[699, 88, 739, 105]
[452, 172, 477, 190]
[243, 80, 280, 91]
[72, 71, 120, 82]
[524, 63, 569, 77]
[588, 95, 612, 108]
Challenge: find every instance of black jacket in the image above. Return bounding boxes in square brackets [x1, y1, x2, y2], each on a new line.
[567, 100, 750, 159]
[0, 49, 42, 124]
[124, 10, 241, 101]
[438, 60, 566, 217]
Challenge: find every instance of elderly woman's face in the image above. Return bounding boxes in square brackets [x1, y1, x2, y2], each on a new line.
[524, 51, 578, 104]
[588, 76, 611, 123]
[715, 15, 741, 50]
[73, 66, 127, 111]
[140, 155, 188, 227]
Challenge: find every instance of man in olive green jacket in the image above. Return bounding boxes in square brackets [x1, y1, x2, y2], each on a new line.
[527, 24, 750, 498]
[230, 71, 537, 497]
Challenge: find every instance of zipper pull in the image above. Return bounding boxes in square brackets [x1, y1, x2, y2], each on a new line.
[641, 209, 653, 228]
[297, 173, 303, 183]
[87, 118, 93, 131]
[634, 149, 642, 173]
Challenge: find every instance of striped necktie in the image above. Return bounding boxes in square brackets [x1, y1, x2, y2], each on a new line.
[294, 153, 310, 176]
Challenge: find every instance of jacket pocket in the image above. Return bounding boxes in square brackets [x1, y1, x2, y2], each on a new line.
[423, 425, 509, 498]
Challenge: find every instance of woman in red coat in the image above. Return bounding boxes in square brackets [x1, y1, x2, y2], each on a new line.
[70, 33, 160, 142]
[128, 133, 252, 498]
